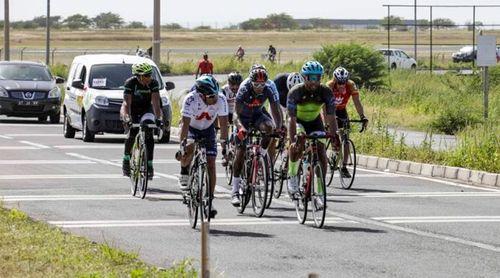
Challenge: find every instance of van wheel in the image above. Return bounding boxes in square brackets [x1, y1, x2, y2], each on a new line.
[63, 111, 75, 138]
[38, 116, 48, 122]
[82, 114, 95, 142]
[50, 111, 61, 124]
[391, 63, 397, 70]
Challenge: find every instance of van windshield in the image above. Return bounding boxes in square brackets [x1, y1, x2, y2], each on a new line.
[88, 63, 163, 90]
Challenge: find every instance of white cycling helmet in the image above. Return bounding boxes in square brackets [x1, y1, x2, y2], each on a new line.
[333, 67, 349, 84]
[286, 72, 304, 91]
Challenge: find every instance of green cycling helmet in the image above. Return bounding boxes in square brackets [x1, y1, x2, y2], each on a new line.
[132, 62, 153, 75]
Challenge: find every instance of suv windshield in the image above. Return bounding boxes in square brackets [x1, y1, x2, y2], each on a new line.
[0, 64, 52, 81]
[89, 63, 163, 90]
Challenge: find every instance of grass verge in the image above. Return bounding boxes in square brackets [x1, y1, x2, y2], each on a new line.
[0, 206, 197, 277]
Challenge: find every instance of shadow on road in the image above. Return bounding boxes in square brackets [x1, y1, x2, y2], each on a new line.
[325, 198, 353, 203]
[322, 226, 387, 233]
[210, 229, 274, 238]
[347, 188, 395, 193]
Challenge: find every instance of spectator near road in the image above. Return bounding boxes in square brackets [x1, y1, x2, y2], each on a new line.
[268, 45, 277, 62]
[235, 45, 245, 61]
[196, 53, 214, 78]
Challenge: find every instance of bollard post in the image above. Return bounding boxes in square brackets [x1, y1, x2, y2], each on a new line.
[201, 222, 210, 278]
[20, 47, 27, 61]
[51, 48, 57, 66]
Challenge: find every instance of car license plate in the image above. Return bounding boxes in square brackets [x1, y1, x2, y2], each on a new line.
[18, 100, 39, 106]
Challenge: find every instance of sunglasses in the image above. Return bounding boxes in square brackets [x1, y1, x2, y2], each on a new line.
[304, 74, 322, 82]
[252, 82, 266, 89]
[140, 74, 152, 78]
[204, 94, 218, 100]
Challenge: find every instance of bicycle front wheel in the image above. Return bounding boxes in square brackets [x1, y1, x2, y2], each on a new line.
[339, 139, 357, 190]
[251, 156, 269, 217]
[129, 144, 140, 196]
[265, 154, 274, 209]
[199, 164, 212, 223]
[311, 163, 327, 228]
[138, 143, 149, 199]
[295, 162, 308, 224]
[325, 140, 336, 188]
[238, 160, 251, 214]
[187, 162, 199, 229]
[273, 151, 287, 199]
[225, 149, 234, 186]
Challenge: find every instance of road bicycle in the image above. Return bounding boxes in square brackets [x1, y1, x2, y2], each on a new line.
[294, 132, 330, 228]
[325, 118, 365, 189]
[223, 122, 237, 186]
[129, 122, 160, 199]
[272, 133, 288, 200]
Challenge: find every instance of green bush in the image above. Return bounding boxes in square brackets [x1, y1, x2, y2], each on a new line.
[312, 43, 386, 88]
[49, 63, 69, 79]
[431, 106, 481, 135]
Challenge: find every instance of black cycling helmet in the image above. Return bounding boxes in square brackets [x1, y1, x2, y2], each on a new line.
[249, 68, 268, 82]
[250, 63, 267, 73]
[227, 72, 243, 85]
[195, 75, 220, 96]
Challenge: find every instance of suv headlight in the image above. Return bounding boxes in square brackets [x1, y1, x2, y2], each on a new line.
[0, 88, 8, 98]
[161, 96, 170, 106]
[48, 87, 61, 99]
[95, 96, 109, 106]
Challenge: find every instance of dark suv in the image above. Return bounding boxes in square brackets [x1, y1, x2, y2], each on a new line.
[0, 61, 65, 123]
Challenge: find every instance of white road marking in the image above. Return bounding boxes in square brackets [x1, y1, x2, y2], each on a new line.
[56, 145, 188, 150]
[0, 146, 40, 150]
[0, 193, 227, 202]
[373, 216, 500, 223]
[18, 140, 51, 149]
[6, 134, 61, 137]
[48, 217, 353, 228]
[0, 174, 127, 180]
[333, 192, 500, 198]
[0, 135, 13, 139]
[359, 167, 500, 192]
[0, 123, 59, 127]
[0, 160, 96, 165]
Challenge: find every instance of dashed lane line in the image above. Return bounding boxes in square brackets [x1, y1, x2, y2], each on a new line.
[0, 174, 128, 180]
[18, 141, 51, 149]
[0, 135, 13, 139]
[0, 160, 96, 165]
[332, 192, 500, 198]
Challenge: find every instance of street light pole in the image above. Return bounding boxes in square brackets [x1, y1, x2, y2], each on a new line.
[153, 0, 161, 65]
[3, 0, 10, 61]
[46, 0, 50, 65]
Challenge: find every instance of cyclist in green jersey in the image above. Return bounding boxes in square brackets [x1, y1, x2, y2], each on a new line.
[287, 61, 340, 200]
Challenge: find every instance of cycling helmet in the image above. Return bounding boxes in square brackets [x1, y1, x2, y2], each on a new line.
[250, 68, 268, 82]
[227, 72, 243, 85]
[286, 72, 304, 90]
[195, 75, 219, 96]
[132, 62, 153, 75]
[333, 67, 349, 84]
[300, 61, 324, 76]
[250, 63, 267, 73]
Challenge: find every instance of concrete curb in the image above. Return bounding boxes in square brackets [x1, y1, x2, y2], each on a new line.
[358, 154, 499, 188]
[171, 127, 499, 188]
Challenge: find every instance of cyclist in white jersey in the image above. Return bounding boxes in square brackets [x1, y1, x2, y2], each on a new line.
[177, 75, 229, 218]
[220, 72, 243, 124]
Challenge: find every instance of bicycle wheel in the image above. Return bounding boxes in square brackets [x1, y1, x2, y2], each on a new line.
[225, 149, 234, 186]
[129, 142, 140, 196]
[265, 154, 274, 209]
[238, 160, 251, 214]
[273, 151, 287, 199]
[138, 142, 149, 199]
[311, 163, 327, 228]
[251, 156, 269, 217]
[295, 161, 308, 224]
[187, 161, 199, 229]
[339, 139, 357, 190]
[325, 140, 336, 188]
[199, 164, 212, 223]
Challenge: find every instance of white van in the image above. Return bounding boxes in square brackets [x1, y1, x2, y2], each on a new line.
[62, 54, 175, 142]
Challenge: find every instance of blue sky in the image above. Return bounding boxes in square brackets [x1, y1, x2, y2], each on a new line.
[1, 0, 500, 27]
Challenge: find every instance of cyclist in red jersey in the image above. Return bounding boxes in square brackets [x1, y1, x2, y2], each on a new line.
[326, 67, 368, 178]
[196, 53, 214, 78]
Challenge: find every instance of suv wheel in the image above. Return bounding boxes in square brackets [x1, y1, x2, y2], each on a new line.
[50, 111, 61, 124]
[82, 114, 95, 142]
[63, 110, 75, 138]
[38, 115, 48, 122]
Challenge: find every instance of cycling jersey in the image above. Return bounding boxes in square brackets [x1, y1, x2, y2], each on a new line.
[181, 90, 228, 130]
[287, 84, 336, 122]
[221, 84, 236, 113]
[123, 77, 160, 115]
[273, 73, 290, 108]
[326, 79, 359, 110]
[235, 81, 278, 121]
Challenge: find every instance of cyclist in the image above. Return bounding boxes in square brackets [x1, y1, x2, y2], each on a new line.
[287, 61, 340, 203]
[268, 45, 277, 62]
[273, 72, 305, 112]
[235, 45, 245, 61]
[230, 67, 282, 206]
[195, 53, 214, 79]
[121, 62, 164, 179]
[326, 67, 368, 178]
[177, 75, 229, 218]
[221, 72, 243, 125]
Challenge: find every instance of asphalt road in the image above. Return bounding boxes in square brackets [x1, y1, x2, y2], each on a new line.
[0, 116, 499, 277]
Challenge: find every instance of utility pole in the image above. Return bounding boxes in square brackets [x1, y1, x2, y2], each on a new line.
[45, 0, 50, 65]
[3, 0, 10, 61]
[153, 0, 161, 65]
[414, 0, 417, 63]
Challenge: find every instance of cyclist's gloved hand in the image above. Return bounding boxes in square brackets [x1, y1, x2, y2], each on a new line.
[360, 115, 368, 132]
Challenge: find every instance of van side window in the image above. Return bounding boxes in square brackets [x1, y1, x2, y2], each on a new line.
[79, 66, 87, 83]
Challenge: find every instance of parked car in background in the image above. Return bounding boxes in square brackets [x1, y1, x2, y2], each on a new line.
[378, 48, 417, 69]
[0, 61, 65, 123]
[452, 46, 476, 63]
[63, 54, 175, 143]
